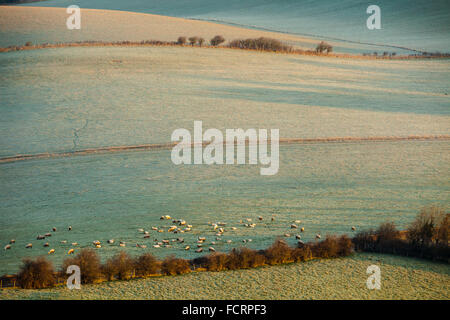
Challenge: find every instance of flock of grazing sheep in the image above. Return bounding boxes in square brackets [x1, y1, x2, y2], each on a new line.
[3, 214, 357, 258]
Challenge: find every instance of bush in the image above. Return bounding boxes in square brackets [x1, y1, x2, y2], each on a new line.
[198, 38, 205, 47]
[17, 257, 56, 289]
[202, 253, 230, 271]
[408, 206, 447, 246]
[103, 251, 134, 280]
[134, 253, 160, 277]
[62, 248, 102, 284]
[337, 235, 353, 256]
[377, 222, 399, 242]
[315, 41, 332, 54]
[291, 245, 313, 262]
[263, 239, 292, 265]
[210, 35, 225, 46]
[177, 36, 187, 45]
[161, 256, 191, 275]
[228, 248, 265, 269]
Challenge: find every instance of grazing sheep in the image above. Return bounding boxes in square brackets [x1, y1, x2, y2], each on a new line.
[68, 226, 72, 231]
[300, 227, 305, 232]
[43, 242, 49, 247]
[218, 228, 224, 233]
[231, 227, 237, 231]
[258, 216, 263, 221]
[158, 229, 164, 233]
[295, 235, 301, 239]
[36, 235, 45, 240]
[144, 235, 150, 239]
[95, 244, 101, 248]
[153, 244, 160, 248]
[179, 220, 186, 226]
[48, 249, 55, 254]
[60, 240, 67, 244]
[271, 217, 275, 221]
[151, 227, 158, 231]
[138, 228, 145, 233]
[67, 249, 74, 255]
[291, 224, 298, 229]
[226, 240, 232, 243]
[298, 240, 305, 246]
[162, 240, 170, 244]
[25, 243, 32, 248]
[352, 226, 356, 231]
[242, 239, 247, 243]
[52, 227, 57, 232]
[177, 238, 184, 243]
[107, 239, 115, 244]
[92, 240, 101, 246]
[294, 220, 301, 224]
[198, 237, 206, 241]
[10, 239, 15, 244]
[184, 246, 190, 250]
[168, 226, 177, 232]
[284, 233, 291, 237]
[119, 242, 126, 247]
[316, 234, 321, 239]
[4, 244, 11, 250]
[209, 247, 216, 252]
[197, 244, 203, 248]
[196, 248, 203, 253]
[71, 242, 78, 246]
[144, 231, 149, 235]
[44, 233, 52, 237]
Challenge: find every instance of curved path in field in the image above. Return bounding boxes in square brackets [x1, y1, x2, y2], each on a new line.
[1, 135, 448, 164]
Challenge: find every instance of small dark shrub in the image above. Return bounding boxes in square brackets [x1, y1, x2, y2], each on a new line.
[203, 253, 229, 271]
[315, 41, 332, 54]
[17, 257, 56, 289]
[210, 35, 225, 46]
[408, 206, 447, 246]
[291, 245, 313, 262]
[62, 248, 102, 284]
[188, 36, 199, 46]
[263, 240, 292, 265]
[161, 256, 191, 275]
[198, 38, 205, 47]
[377, 222, 399, 242]
[103, 251, 134, 280]
[228, 37, 292, 52]
[228, 248, 265, 269]
[177, 36, 187, 45]
[311, 235, 340, 258]
[337, 235, 353, 256]
[134, 253, 160, 277]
